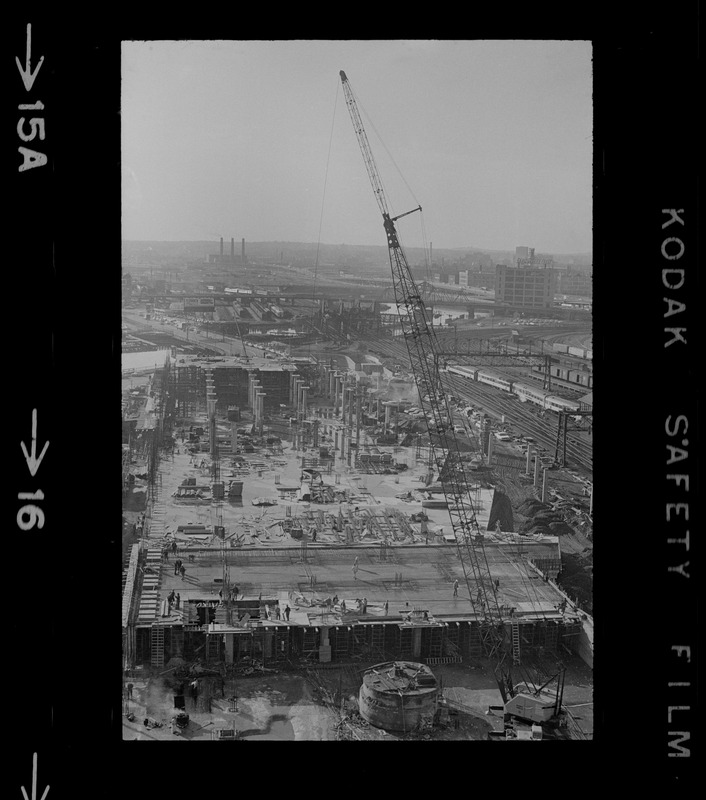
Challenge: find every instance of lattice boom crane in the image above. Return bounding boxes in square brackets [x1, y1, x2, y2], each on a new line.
[339, 70, 507, 659]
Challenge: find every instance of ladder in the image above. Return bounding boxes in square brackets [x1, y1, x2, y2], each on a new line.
[150, 624, 165, 668]
[511, 621, 521, 665]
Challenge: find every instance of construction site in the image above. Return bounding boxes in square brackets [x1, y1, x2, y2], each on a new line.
[121, 71, 593, 742]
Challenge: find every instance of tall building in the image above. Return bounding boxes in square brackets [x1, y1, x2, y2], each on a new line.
[495, 260, 557, 308]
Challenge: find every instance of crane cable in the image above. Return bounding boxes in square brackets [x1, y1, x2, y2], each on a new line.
[308, 77, 341, 355]
[356, 90, 433, 289]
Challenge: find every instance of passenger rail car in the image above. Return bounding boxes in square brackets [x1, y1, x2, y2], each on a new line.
[446, 365, 478, 382]
[476, 369, 514, 392]
[445, 367, 581, 415]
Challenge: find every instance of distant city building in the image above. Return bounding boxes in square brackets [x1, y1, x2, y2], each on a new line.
[495, 261, 557, 309]
[557, 270, 593, 297]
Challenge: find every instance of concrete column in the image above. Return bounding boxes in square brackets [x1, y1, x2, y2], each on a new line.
[356, 393, 362, 445]
[334, 376, 340, 412]
[487, 433, 493, 465]
[534, 453, 540, 487]
[302, 386, 308, 417]
[257, 393, 265, 435]
[541, 468, 547, 502]
[526, 447, 532, 475]
[231, 422, 238, 451]
[224, 633, 234, 664]
[412, 627, 422, 658]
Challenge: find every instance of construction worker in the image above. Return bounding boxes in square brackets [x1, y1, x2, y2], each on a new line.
[352, 562, 359, 581]
[284, 605, 291, 621]
[180, 565, 186, 580]
[384, 601, 389, 615]
[453, 579, 459, 597]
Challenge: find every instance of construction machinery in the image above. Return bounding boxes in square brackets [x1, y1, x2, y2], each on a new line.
[339, 72, 575, 724]
[339, 70, 508, 666]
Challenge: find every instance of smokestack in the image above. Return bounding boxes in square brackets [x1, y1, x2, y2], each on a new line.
[231, 238, 235, 259]
[220, 237, 224, 257]
[241, 238, 246, 264]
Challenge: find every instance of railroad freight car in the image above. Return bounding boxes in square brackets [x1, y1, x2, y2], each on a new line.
[566, 369, 592, 388]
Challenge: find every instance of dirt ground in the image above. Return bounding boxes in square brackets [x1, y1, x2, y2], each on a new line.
[122, 653, 592, 742]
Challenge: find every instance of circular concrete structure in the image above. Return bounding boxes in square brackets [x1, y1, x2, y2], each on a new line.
[358, 661, 438, 732]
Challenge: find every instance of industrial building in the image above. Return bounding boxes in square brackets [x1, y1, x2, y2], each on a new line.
[208, 236, 247, 266]
[495, 261, 557, 310]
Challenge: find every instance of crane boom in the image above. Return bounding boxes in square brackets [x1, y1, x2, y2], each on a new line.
[340, 70, 506, 659]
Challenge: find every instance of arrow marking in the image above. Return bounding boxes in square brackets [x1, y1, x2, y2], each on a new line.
[20, 409, 50, 477]
[16, 23, 45, 92]
[20, 753, 50, 800]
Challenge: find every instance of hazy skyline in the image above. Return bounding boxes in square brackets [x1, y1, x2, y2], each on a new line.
[122, 40, 592, 254]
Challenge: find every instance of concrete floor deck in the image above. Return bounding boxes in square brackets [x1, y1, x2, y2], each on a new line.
[137, 412, 572, 629]
[156, 540, 566, 625]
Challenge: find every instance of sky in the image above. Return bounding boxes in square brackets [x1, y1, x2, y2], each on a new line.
[121, 40, 592, 254]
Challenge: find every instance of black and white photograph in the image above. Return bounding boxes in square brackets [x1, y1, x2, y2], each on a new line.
[7, 10, 699, 792]
[120, 40, 594, 742]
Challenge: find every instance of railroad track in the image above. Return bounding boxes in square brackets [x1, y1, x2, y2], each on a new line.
[448, 377, 592, 473]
